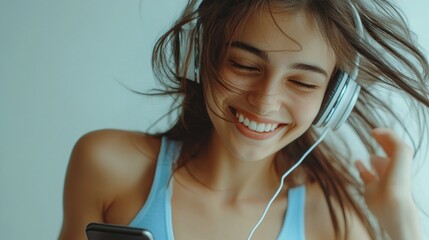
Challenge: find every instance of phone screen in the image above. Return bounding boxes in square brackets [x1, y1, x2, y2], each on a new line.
[86, 223, 154, 240]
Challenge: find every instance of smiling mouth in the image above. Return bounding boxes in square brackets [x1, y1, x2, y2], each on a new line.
[230, 107, 287, 134]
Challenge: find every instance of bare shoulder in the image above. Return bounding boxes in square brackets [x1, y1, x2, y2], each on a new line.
[304, 181, 372, 240]
[59, 129, 162, 240]
[67, 129, 161, 193]
[70, 129, 161, 176]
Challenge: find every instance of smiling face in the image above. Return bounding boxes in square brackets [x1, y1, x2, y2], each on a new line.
[204, 8, 336, 161]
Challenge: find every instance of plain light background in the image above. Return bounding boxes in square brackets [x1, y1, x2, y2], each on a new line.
[0, 0, 428, 239]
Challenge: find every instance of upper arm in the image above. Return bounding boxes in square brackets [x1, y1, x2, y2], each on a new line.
[59, 130, 160, 240]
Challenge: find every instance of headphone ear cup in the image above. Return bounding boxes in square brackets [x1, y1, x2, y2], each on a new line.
[314, 71, 344, 124]
[179, 23, 201, 83]
[313, 71, 360, 130]
[179, 28, 197, 82]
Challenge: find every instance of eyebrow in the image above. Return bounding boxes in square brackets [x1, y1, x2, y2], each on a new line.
[230, 41, 328, 78]
[230, 41, 269, 61]
[291, 63, 328, 78]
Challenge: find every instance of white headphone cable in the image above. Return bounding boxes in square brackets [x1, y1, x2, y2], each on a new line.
[246, 128, 329, 240]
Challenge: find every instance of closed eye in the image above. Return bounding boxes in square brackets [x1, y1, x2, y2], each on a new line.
[228, 60, 259, 72]
[289, 80, 318, 89]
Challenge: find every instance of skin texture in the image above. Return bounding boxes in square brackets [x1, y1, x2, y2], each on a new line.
[204, 10, 334, 164]
[59, 7, 422, 240]
[60, 130, 161, 240]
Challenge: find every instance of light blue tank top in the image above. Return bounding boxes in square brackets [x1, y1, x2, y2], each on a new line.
[129, 137, 306, 240]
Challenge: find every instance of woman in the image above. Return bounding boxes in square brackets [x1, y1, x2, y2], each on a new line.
[60, 0, 428, 239]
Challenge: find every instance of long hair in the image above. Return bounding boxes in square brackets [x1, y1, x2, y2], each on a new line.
[149, 0, 429, 239]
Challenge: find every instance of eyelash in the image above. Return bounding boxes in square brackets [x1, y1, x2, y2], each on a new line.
[228, 59, 318, 90]
[289, 80, 318, 89]
[228, 60, 259, 72]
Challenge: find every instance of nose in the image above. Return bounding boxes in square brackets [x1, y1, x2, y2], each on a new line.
[247, 81, 282, 115]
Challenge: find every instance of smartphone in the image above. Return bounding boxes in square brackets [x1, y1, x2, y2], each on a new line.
[86, 223, 154, 240]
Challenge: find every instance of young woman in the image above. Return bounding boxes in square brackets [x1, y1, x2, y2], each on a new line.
[60, 0, 428, 239]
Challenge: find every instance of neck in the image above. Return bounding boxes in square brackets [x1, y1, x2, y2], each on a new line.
[180, 131, 283, 202]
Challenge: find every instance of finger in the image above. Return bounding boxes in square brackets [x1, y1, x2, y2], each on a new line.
[372, 128, 414, 159]
[370, 155, 390, 178]
[355, 160, 377, 185]
[371, 128, 414, 186]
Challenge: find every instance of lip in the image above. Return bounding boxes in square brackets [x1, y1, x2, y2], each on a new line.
[229, 107, 288, 140]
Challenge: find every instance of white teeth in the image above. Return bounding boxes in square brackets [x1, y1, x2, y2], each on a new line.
[236, 111, 280, 133]
[244, 118, 250, 126]
[239, 114, 244, 123]
[249, 121, 257, 130]
[256, 123, 265, 132]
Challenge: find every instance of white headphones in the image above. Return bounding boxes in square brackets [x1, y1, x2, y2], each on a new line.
[312, 2, 363, 130]
[179, 0, 363, 131]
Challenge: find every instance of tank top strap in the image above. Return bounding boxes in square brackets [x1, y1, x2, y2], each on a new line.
[277, 185, 306, 240]
[129, 136, 181, 240]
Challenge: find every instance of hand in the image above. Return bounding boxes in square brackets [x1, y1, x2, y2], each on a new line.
[355, 128, 422, 240]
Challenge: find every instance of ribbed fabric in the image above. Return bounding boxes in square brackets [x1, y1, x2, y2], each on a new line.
[129, 137, 306, 240]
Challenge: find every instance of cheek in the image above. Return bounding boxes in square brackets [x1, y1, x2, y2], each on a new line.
[204, 69, 249, 113]
[288, 92, 325, 126]
[203, 78, 236, 122]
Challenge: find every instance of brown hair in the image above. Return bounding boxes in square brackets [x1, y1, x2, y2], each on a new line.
[148, 0, 429, 239]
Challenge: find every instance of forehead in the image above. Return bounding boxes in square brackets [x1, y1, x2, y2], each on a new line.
[233, 7, 336, 65]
